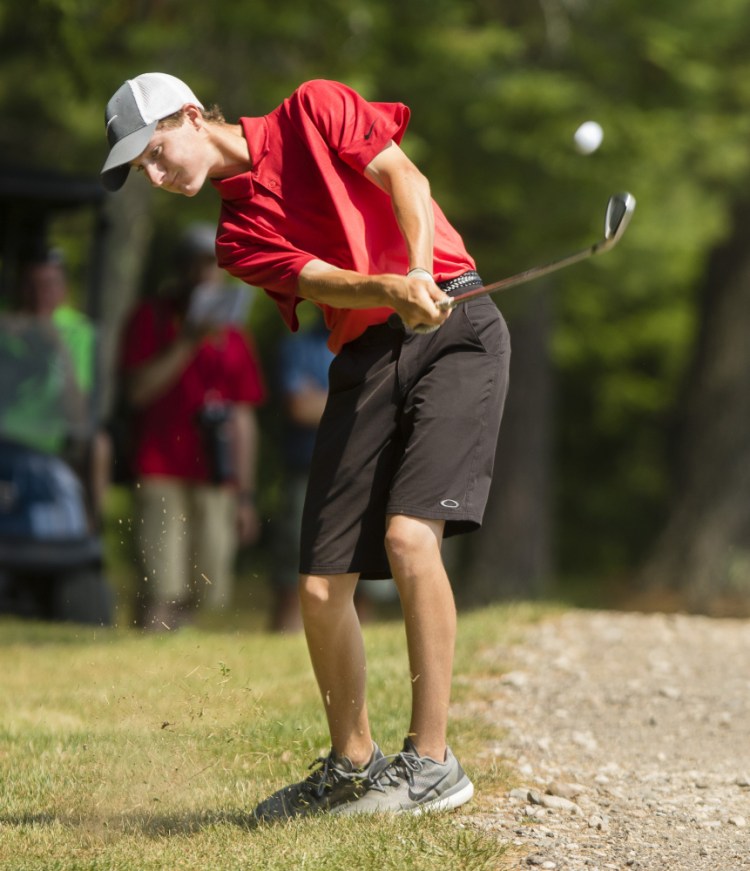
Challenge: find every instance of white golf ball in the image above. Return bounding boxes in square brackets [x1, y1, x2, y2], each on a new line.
[574, 121, 603, 155]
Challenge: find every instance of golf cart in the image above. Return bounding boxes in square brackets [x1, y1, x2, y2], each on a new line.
[0, 167, 113, 625]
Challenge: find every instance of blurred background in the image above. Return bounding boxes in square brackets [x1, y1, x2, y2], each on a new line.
[2, 0, 750, 627]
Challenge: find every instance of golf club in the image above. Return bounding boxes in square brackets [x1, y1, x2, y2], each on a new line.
[398, 191, 636, 334]
[439, 191, 636, 311]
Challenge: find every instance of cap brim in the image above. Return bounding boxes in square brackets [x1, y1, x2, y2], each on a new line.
[100, 120, 159, 192]
[101, 164, 131, 193]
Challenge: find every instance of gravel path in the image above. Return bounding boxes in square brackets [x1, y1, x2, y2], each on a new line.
[464, 609, 750, 870]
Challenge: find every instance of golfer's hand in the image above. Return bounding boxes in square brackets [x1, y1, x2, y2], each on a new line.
[397, 269, 451, 334]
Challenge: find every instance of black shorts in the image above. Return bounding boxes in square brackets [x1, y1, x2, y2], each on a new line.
[300, 286, 510, 580]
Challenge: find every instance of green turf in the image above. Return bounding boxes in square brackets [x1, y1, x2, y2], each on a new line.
[0, 603, 547, 870]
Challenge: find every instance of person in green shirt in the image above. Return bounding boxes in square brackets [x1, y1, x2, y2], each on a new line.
[1, 250, 109, 522]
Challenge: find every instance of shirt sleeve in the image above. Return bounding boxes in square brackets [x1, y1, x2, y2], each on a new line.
[294, 79, 410, 174]
[216, 207, 314, 334]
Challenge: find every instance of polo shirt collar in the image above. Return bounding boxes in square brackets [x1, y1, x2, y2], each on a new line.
[211, 116, 268, 201]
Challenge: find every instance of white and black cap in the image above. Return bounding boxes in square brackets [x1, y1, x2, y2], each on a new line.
[100, 72, 203, 192]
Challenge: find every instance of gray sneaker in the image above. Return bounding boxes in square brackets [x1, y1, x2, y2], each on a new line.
[332, 737, 474, 815]
[253, 744, 383, 822]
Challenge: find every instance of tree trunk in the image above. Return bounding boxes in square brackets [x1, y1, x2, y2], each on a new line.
[454, 287, 554, 606]
[637, 199, 750, 616]
[96, 183, 154, 418]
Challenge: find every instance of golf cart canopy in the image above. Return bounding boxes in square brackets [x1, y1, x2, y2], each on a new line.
[0, 166, 108, 318]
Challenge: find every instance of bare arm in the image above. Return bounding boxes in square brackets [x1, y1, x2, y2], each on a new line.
[125, 331, 204, 408]
[286, 381, 328, 428]
[297, 143, 450, 332]
[231, 403, 261, 545]
[231, 403, 258, 495]
[364, 140, 435, 273]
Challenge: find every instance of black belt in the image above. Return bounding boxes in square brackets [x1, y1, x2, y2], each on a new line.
[439, 270, 482, 295]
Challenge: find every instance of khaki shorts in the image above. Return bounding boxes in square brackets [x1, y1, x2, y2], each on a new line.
[135, 478, 237, 608]
[300, 293, 510, 580]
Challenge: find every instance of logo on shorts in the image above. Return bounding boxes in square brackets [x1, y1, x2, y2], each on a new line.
[440, 499, 460, 509]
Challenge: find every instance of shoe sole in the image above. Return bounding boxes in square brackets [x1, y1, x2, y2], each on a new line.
[410, 777, 474, 815]
[332, 775, 474, 816]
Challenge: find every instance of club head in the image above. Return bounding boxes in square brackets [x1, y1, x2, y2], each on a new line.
[603, 192, 636, 245]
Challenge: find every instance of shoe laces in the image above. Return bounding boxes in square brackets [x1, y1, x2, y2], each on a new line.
[305, 753, 367, 799]
[367, 748, 423, 793]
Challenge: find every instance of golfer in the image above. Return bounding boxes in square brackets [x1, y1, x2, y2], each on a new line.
[101, 73, 510, 819]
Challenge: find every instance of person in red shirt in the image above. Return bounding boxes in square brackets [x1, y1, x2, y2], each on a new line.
[101, 74, 510, 817]
[118, 223, 265, 630]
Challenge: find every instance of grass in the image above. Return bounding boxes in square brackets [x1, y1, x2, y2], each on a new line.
[0, 602, 549, 870]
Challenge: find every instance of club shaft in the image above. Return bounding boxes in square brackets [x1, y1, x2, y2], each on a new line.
[439, 239, 608, 310]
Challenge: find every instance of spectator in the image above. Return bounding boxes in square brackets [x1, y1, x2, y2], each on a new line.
[118, 224, 266, 630]
[270, 309, 386, 632]
[11, 251, 109, 524]
[269, 310, 332, 632]
[0, 251, 113, 624]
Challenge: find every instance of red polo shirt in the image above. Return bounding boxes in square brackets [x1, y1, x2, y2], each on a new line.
[120, 299, 266, 481]
[212, 79, 475, 353]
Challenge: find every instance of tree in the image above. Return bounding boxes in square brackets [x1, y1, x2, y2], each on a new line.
[638, 198, 750, 615]
[9, 0, 750, 610]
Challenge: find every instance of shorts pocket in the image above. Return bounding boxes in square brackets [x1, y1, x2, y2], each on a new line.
[461, 297, 509, 357]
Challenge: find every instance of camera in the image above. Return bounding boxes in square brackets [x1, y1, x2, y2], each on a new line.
[196, 401, 234, 483]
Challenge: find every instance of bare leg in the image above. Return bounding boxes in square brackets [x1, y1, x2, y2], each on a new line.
[299, 572, 373, 767]
[385, 514, 454, 761]
[90, 429, 112, 523]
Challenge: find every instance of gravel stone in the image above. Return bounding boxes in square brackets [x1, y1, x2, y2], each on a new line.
[461, 610, 750, 869]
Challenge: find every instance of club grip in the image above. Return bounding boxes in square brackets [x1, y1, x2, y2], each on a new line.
[387, 296, 455, 334]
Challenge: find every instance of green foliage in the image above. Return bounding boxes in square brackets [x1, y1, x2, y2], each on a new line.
[5, 0, 750, 580]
